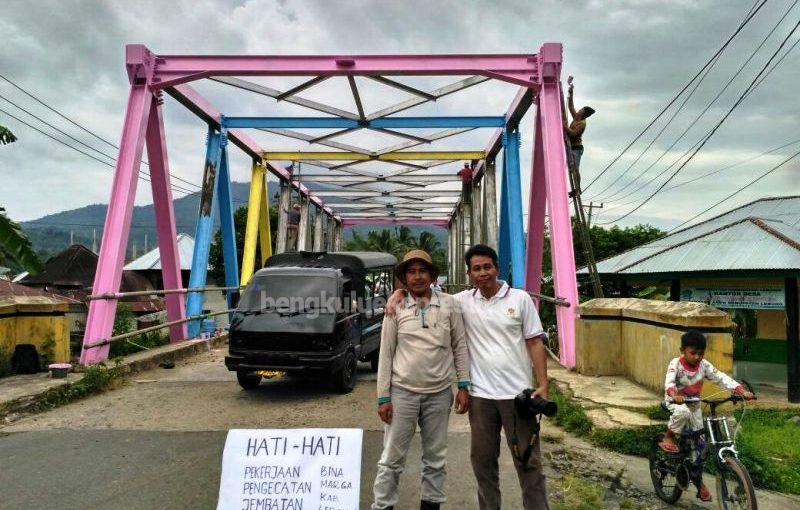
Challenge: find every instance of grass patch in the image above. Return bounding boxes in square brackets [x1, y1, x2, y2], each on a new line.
[734, 407, 800, 495]
[38, 363, 124, 410]
[640, 403, 670, 421]
[549, 383, 800, 495]
[550, 474, 604, 510]
[549, 384, 593, 437]
[109, 331, 169, 357]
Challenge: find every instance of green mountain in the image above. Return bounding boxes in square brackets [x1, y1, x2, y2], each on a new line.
[21, 181, 447, 262]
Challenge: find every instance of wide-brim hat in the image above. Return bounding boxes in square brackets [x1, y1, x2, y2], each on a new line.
[395, 249, 440, 284]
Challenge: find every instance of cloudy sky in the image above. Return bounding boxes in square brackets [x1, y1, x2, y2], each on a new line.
[1, 0, 798, 232]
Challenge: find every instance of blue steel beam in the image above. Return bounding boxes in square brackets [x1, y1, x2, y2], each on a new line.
[504, 129, 526, 288]
[222, 116, 506, 129]
[186, 128, 222, 338]
[498, 132, 511, 281]
[216, 131, 240, 314]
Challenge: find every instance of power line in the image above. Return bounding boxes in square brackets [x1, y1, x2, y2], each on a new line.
[581, 0, 769, 193]
[593, 0, 799, 203]
[1, 95, 247, 203]
[588, 44, 725, 200]
[598, 138, 800, 217]
[0, 72, 203, 192]
[0, 104, 200, 197]
[596, 18, 800, 225]
[665, 148, 800, 233]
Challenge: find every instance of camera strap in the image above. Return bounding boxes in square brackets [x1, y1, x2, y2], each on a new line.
[511, 412, 542, 470]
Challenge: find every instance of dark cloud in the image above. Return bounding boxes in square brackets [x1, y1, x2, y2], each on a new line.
[0, 0, 798, 232]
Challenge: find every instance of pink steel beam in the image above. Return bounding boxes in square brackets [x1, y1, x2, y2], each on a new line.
[145, 96, 187, 343]
[80, 83, 153, 364]
[524, 107, 548, 301]
[341, 218, 449, 228]
[136, 47, 539, 88]
[166, 83, 335, 217]
[535, 45, 579, 367]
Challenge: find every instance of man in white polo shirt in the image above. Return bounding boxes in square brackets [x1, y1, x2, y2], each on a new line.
[388, 244, 550, 509]
[457, 244, 549, 510]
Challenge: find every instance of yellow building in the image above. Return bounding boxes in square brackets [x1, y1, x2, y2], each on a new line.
[584, 196, 800, 403]
[0, 291, 71, 374]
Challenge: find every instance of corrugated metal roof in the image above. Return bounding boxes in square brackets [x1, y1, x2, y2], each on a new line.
[123, 233, 196, 271]
[588, 196, 800, 275]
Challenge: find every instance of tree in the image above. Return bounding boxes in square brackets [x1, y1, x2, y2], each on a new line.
[537, 220, 665, 333]
[345, 227, 448, 276]
[0, 126, 39, 273]
[208, 205, 278, 285]
[0, 125, 17, 145]
[0, 208, 43, 274]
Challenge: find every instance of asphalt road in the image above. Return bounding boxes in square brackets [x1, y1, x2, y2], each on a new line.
[0, 348, 525, 509]
[3, 348, 797, 510]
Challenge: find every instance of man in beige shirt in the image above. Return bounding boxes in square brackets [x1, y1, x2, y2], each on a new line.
[372, 250, 470, 510]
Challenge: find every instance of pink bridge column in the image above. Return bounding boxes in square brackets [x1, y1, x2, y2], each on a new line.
[524, 106, 547, 304]
[80, 84, 154, 364]
[146, 97, 186, 343]
[537, 44, 579, 367]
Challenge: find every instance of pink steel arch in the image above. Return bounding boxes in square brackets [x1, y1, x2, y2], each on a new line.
[81, 43, 579, 367]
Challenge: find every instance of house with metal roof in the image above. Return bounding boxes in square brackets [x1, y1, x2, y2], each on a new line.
[123, 233, 198, 289]
[583, 196, 800, 402]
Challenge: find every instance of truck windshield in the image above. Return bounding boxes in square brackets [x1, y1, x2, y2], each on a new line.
[237, 274, 338, 313]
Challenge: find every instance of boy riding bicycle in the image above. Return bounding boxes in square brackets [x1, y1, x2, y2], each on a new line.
[659, 329, 755, 502]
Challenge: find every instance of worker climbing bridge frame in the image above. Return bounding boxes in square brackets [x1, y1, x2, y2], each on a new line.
[81, 43, 580, 367]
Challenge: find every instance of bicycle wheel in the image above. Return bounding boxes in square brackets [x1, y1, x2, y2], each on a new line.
[649, 434, 683, 504]
[716, 457, 757, 510]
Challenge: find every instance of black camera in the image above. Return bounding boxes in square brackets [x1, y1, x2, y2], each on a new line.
[514, 388, 557, 418]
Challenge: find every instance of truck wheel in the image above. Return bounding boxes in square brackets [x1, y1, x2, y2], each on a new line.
[333, 351, 357, 394]
[237, 370, 262, 390]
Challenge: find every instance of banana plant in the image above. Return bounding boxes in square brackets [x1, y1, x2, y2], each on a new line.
[0, 209, 43, 274]
[0, 125, 17, 145]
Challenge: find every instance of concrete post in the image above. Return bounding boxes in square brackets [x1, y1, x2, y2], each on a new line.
[276, 180, 290, 254]
[483, 160, 498, 250]
[313, 206, 324, 251]
[334, 223, 343, 251]
[455, 210, 464, 286]
[297, 197, 310, 251]
[326, 215, 335, 251]
[461, 181, 473, 250]
[447, 224, 454, 290]
[472, 180, 482, 246]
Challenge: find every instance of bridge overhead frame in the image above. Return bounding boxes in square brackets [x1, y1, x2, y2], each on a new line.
[81, 43, 580, 368]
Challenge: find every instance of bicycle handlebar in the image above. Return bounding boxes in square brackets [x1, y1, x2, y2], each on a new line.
[669, 393, 755, 405]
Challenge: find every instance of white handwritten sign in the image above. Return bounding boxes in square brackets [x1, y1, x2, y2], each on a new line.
[217, 428, 363, 510]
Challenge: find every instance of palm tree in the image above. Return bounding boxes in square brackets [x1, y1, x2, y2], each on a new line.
[413, 231, 441, 253]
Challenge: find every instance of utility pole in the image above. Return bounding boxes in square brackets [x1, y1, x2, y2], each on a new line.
[144, 233, 148, 253]
[69, 230, 74, 246]
[92, 229, 97, 253]
[559, 85, 604, 298]
[583, 202, 603, 228]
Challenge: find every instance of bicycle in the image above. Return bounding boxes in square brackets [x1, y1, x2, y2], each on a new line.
[648, 385, 758, 510]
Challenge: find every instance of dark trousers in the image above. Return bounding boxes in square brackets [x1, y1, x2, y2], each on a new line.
[469, 396, 550, 510]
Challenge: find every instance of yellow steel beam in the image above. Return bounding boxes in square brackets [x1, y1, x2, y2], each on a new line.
[240, 161, 265, 286]
[262, 151, 485, 161]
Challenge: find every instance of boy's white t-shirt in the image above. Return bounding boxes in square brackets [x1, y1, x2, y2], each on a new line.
[454, 281, 544, 399]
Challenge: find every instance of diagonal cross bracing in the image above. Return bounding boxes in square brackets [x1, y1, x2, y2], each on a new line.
[262, 151, 485, 161]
